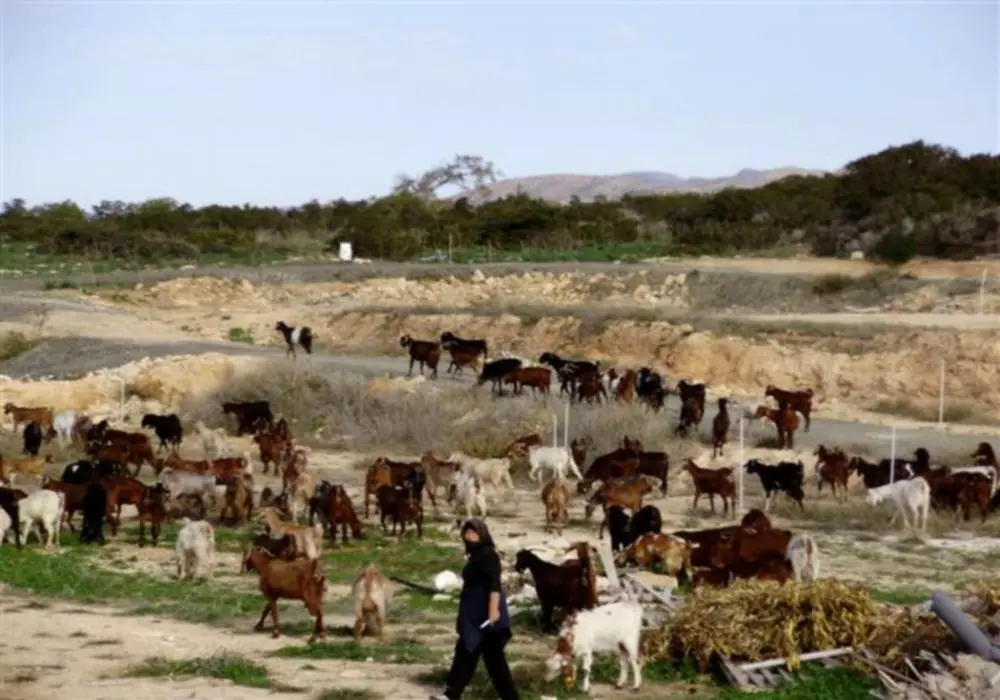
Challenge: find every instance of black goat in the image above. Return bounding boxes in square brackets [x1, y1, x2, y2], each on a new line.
[140, 413, 183, 452]
[22, 421, 43, 456]
[60, 460, 121, 484]
[477, 358, 522, 396]
[744, 459, 805, 511]
[0, 487, 24, 547]
[79, 481, 109, 545]
[275, 321, 313, 359]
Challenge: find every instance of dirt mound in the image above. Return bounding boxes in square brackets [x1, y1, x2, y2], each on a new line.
[137, 271, 692, 309]
[2, 353, 267, 415]
[319, 311, 1000, 420]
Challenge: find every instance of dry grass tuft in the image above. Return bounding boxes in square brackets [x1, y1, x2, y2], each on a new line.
[869, 397, 993, 426]
[179, 361, 693, 459]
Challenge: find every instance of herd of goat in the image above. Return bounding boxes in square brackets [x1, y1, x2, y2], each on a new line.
[0, 323, 999, 691]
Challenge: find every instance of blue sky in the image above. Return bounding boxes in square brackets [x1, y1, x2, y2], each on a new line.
[3, 0, 997, 207]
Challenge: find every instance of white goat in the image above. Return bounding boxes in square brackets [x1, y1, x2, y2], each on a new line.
[18, 490, 65, 548]
[0, 507, 11, 544]
[52, 410, 77, 445]
[544, 600, 644, 692]
[785, 533, 819, 582]
[527, 445, 584, 483]
[447, 452, 514, 491]
[449, 470, 488, 519]
[194, 421, 225, 459]
[865, 476, 931, 532]
[175, 518, 216, 580]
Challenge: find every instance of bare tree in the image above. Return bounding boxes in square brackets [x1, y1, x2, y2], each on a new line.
[393, 154, 503, 200]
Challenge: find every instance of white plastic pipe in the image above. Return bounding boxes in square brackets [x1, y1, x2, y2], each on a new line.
[108, 376, 126, 422]
[979, 266, 988, 315]
[552, 414, 558, 448]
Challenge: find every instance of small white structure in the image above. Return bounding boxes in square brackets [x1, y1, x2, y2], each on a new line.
[338, 242, 354, 262]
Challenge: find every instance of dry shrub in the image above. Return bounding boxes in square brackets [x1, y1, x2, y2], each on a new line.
[870, 397, 993, 426]
[0, 331, 40, 361]
[643, 579, 959, 672]
[179, 361, 693, 460]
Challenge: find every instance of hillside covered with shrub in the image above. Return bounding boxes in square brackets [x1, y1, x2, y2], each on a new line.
[2, 140, 997, 266]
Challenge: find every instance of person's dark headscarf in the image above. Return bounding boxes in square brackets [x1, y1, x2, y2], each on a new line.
[460, 518, 495, 554]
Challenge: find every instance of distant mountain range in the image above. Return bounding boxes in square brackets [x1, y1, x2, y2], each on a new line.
[470, 167, 826, 204]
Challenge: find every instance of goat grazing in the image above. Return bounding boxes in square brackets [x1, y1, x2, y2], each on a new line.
[246, 548, 326, 642]
[353, 563, 390, 641]
[865, 477, 931, 531]
[175, 518, 216, 580]
[543, 600, 644, 692]
[18, 489, 65, 548]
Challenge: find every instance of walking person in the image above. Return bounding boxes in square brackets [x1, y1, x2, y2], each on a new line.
[430, 518, 519, 700]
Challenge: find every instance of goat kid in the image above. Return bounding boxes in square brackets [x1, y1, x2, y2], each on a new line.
[543, 601, 644, 692]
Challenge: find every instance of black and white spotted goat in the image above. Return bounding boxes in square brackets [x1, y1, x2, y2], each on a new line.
[275, 321, 314, 360]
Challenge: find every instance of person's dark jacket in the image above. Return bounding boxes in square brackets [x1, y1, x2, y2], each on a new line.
[456, 518, 511, 653]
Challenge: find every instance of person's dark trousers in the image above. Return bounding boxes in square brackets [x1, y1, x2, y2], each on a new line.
[444, 632, 519, 700]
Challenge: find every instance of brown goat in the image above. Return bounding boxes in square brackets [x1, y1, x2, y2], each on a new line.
[765, 385, 813, 432]
[693, 555, 794, 589]
[320, 484, 364, 544]
[682, 459, 734, 515]
[444, 344, 484, 377]
[101, 475, 147, 535]
[614, 369, 637, 404]
[541, 477, 570, 534]
[574, 371, 607, 404]
[506, 366, 552, 397]
[4, 403, 54, 432]
[584, 476, 653, 520]
[246, 549, 326, 642]
[400, 335, 441, 379]
[753, 402, 799, 450]
[220, 475, 254, 526]
[253, 431, 292, 476]
[363, 457, 422, 518]
[814, 445, 850, 499]
[243, 533, 299, 570]
[353, 563, 390, 641]
[374, 484, 423, 537]
[137, 483, 170, 547]
[676, 397, 705, 437]
[419, 451, 456, 510]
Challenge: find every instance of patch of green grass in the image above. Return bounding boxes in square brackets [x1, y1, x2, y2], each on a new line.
[125, 653, 273, 689]
[42, 278, 80, 290]
[415, 658, 699, 699]
[314, 689, 383, 700]
[228, 326, 255, 344]
[0, 547, 261, 623]
[717, 666, 877, 698]
[0, 330, 41, 360]
[274, 637, 435, 665]
[869, 586, 932, 605]
[321, 533, 464, 585]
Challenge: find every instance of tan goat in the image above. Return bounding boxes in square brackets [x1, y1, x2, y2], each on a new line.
[353, 563, 391, 641]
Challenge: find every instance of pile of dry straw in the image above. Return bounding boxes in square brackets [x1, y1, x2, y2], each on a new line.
[641, 579, 1000, 673]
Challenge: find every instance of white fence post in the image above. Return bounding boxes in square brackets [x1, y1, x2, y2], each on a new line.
[938, 361, 945, 426]
[564, 401, 570, 449]
[108, 376, 125, 422]
[737, 416, 745, 519]
[889, 425, 897, 484]
[979, 266, 988, 315]
[552, 414, 558, 448]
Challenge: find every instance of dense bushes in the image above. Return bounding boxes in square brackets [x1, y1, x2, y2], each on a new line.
[2, 141, 997, 265]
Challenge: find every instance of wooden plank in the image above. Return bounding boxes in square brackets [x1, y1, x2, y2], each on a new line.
[620, 573, 676, 610]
